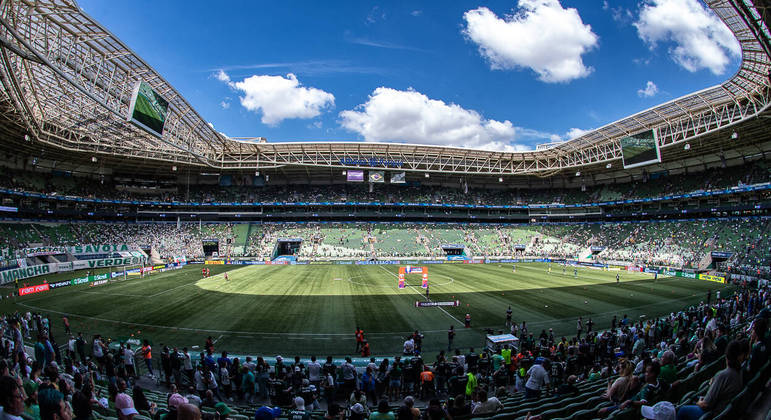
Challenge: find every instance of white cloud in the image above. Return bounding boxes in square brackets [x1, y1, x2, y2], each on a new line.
[218, 71, 335, 126]
[564, 127, 591, 139]
[220, 100, 230, 110]
[339, 87, 532, 152]
[411, 10, 422, 17]
[215, 69, 230, 83]
[634, 0, 740, 74]
[462, 0, 599, 83]
[637, 81, 659, 97]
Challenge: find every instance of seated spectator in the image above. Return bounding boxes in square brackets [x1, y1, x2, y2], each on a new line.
[115, 392, 139, 420]
[177, 403, 201, 420]
[603, 359, 634, 406]
[555, 375, 579, 397]
[618, 361, 669, 415]
[0, 376, 26, 420]
[370, 400, 394, 420]
[676, 340, 746, 420]
[289, 397, 309, 420]
[424, 399, 450, 420]
[658, 351, 677, 385]
[641, 401, 676, 420]
[349, 403, 367, 420]
[214, 402, 231, 420]
[471, 389, 503, 415]
[396, 396, 419, 420]
[132, 386, 158, 416]
[254, 406, 281, 420]
[446, 395, 471, 418]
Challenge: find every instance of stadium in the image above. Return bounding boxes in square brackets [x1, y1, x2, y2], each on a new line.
[0, 1, 769, 420]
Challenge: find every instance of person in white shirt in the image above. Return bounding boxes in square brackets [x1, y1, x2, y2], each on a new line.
[525, 359, 550, 399]
[471, 390, 503, 414]
[67, 336, 77, 360]
[307, 356, 322, 388]
[182, 347, 193, 383]
[124, 344, 136, 378]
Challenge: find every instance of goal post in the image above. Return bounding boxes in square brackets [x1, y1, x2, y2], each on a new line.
[398, 266, 428, 289]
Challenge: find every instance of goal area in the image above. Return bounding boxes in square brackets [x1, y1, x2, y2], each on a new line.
[398, 266, 428, 288]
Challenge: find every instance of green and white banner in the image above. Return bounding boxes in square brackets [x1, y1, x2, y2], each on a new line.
[72, 256, 144, 270]
[68, 244, 133, 255]
[1, 256, 145, 284]
[0, 263, 57, 283]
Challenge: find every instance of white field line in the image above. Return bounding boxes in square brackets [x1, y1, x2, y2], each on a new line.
[376, 265, 464, 326]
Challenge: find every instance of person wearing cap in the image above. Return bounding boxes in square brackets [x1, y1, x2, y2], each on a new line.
[114, 393, 138, 420]
[254, 406, 281, 420]
[289, 397, 310, 420]
[214, 402, 231, 420]
[159, 393, 188, 420]
[349, 403, 366, 420]
[641, 401, 675, 420]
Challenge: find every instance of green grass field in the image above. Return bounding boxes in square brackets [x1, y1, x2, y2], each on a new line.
[1, 263, 731, 358]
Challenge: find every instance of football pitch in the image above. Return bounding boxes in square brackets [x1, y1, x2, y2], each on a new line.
[3, 263, 731, 358]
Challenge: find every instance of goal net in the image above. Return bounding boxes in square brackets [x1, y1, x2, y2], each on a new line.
[398, 266, 428, 288]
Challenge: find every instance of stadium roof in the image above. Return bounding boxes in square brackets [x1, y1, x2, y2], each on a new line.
[0, 0, 769, 176]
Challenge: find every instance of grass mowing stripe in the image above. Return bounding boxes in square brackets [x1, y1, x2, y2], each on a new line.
[2, 263, 731, 356]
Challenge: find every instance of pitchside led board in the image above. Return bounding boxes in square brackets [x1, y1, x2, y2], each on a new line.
[127, 81, 170, 138]
[620, 129, 661, 169]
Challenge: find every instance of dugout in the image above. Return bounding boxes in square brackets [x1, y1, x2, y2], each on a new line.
[442, 244, 468, 261]
[272, 237, 303, 261]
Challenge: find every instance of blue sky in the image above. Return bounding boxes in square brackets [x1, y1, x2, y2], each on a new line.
[79, 0, 741, 151]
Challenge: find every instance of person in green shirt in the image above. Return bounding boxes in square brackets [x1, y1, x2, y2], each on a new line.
[658, 351, 677, 385]
[465, 371, 477, 397]
[370, 400, 395, 420]
[491, 352, 504, 372]
[501, 345, 512, 367]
